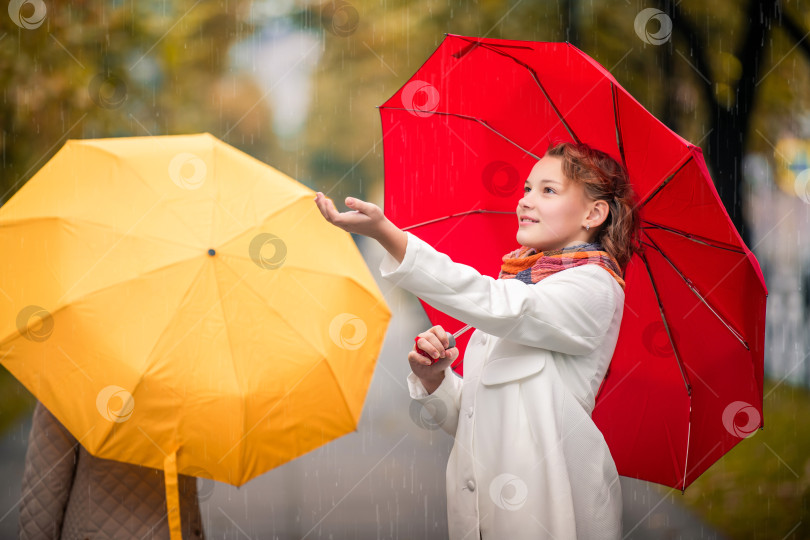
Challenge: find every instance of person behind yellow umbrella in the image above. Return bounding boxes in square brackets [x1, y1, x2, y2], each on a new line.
[314, 141, 640, 540]
[18, 401, 205, 539]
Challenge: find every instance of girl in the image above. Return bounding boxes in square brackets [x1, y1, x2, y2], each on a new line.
[314, 141, 640, 539]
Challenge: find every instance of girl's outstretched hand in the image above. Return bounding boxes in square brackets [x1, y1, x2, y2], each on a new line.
[314, 192, 387, 240]
[314, 192, 408, 263]
[409, 325, 459, 394]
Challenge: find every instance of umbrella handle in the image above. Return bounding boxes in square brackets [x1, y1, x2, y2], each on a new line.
[164, 449, 183, 540]
[413, 324, 472, 364]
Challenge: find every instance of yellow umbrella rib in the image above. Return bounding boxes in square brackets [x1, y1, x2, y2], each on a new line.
[212, 191, 315, 252]
[132, 260, 211, 387]
[99, 146, 211, 249]
[93, 259, 208, 453]
[209, 141, 250, 248]
[208, 138, 219, 250]
[219, 258, 384, 428]
[0, 253, 208, 348]
[0, 215, 202, 253]
[213, 257, 335, 481]
[204, 168, 274, 247]
[289, 266, 387, 312]
[319, 348, 361, 428]
[213, 255, 329, 360]
[208, 263, 246, 480]
[222, 253, 385, 306]
[51, 141, 208, 249]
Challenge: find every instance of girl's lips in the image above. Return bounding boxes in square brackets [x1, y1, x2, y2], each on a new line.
[519, 219, 538, 226]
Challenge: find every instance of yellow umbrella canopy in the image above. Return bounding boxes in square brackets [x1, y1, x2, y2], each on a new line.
[0, 133, 390, 536]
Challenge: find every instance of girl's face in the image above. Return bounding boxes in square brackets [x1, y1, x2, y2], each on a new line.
[515, 155, 606, 252]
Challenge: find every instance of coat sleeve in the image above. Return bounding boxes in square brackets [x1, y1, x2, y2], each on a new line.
[406, 367, 462, 436]
[18, 401, 79, 540]
[379, 231, 620, 356]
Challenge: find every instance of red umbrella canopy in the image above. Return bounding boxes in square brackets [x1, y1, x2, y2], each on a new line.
[379, 34, 767, 491]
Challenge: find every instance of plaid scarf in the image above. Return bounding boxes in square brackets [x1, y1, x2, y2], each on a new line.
[498, 242, 626, 291]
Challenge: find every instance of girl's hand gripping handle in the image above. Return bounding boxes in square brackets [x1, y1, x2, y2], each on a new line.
[413, 324, 471, 364]
[415, 334, 456, 363]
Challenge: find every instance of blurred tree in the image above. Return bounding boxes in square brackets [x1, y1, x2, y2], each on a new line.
[656, 0, 809, 249]
[0, 0, 272, 206]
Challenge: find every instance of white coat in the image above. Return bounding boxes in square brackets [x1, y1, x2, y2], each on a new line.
[379, 231, 625, 540]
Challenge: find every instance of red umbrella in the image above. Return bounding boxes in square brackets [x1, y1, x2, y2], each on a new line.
[378, 33, 767, 491]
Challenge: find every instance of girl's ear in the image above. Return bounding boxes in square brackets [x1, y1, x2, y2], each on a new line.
[587, 200, 610, 228]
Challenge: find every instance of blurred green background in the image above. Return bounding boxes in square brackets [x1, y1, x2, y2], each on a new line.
[2, 0, 809, 538]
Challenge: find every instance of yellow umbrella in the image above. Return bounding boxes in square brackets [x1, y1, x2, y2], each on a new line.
[0, 133, 391, 538]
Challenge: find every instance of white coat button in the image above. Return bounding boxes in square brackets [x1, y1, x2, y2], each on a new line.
[466, 480, 476, 491]
[467, 407, 474, 418]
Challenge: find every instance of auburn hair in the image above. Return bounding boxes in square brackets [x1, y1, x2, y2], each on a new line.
[544, 140, 641, 272]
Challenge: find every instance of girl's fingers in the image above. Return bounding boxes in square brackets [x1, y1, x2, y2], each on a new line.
[317, 193, 370, 224]
[417, 335, 440, 357]
[417, 335, 445, 359]
[409, 350, 432, 366]
[313, 193, 324, 215]
[316, 193, 354, 228]
[314, 193, 336, 221]
[345, 197, 363, 212]
[324, 195, 341, 221]
[431, 350, 455, 370]
[430, 325, 450, 348]
[415, 337, 438, 359]
[429, 326, 450, 351]
[346, 197, 377, 217]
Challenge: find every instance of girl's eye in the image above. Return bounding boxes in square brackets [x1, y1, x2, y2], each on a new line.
[524, 186, 555, 194]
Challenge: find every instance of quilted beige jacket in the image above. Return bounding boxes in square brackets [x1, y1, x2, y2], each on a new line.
[18, 401, 205, 539]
